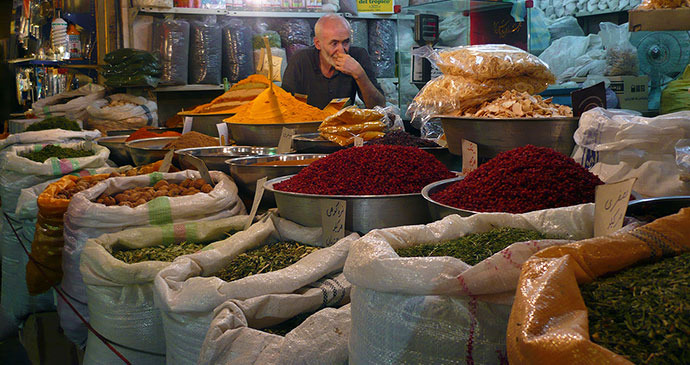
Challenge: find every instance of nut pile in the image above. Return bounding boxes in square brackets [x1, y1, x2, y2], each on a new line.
[95, 178, 213, 207]
[458, 90, 572, 118]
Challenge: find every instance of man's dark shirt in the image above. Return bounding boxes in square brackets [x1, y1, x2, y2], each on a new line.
[281, 46, 383, 109]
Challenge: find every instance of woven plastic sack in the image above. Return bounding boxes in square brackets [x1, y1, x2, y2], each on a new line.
[507, 208, 690, 364]
[86, 94, 158, 134]
[154, 214, 358, 365]
[59, 170, 245, 347]
[0, 129, 101, 152]
[599, 22, 638, 76]
[30, 84, 106, 121]
[80, 215, 248, 365]
[190, 21, 223, 85]
[199, 296, 351, 365]
[222, 20, 255, 83]
[277, 19, 312, 48]
[153, 18, 190, 85]
[661, 63, 690, 114]
[344, 204, 598, 364]
[350, 19, 368, 50]
[368, 20, 396, 78]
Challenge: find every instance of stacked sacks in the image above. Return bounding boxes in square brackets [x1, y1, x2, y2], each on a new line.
[86, 94, 158, 134]
[29, 83, 106, 121]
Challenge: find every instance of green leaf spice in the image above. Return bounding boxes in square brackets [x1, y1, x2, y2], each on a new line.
[395, 227, 551, 266]
[25, 116, 81, 132]
[581, 252, 690, 364]
[214, 242, 319, 282]
[262, 311, 315, 336]
[21, 145, 94, 163]
[112, 241, 207, 264]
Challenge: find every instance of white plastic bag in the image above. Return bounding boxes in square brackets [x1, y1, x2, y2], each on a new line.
[572, 107, 690, 197]
[30, 84, 106, 121]
[599, 22, 638, 76]
[79, 215, 248, 365]
[344, 204, 597, 364]
[154, 214, 358, 365]
[0, 129, 101, 152]
[539, 34, 598, 80]
[59, 170, 245, 347]
[86, 94, 159, 134]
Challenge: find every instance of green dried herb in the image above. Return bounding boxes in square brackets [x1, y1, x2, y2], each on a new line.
[262, 311, 315, 336]
[581, 252, 690, 364]
[112, 241, 206, 264]
[395, 227, 551, 266]
[214, 242, 319, 282]
[21, 145, 94, 163]
[25, 116, 81, 132]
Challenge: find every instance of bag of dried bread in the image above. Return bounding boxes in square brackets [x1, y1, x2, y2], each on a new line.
[318, 105, 403, 146]
[508, 208, 690, 364]
[59, 170, 246, 347]
[599, 22, 638, 76]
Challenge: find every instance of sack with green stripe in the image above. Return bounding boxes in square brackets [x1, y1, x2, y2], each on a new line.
[59, 170, 246, 348]
[79, 215, 248, 365]
[0, 128, 101, 152]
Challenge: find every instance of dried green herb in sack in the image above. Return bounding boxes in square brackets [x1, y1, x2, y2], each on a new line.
[395, 227, 550, 266]
[580, 252, 690, 364]
[25, 116, 81, 132]
[262, 311, 315, 336]
[21, 145, 94, 163]
[111, 230, 240, 264]
[214, 242, 319, 282]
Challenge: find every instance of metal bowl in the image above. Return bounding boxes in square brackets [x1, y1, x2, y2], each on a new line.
[264, 175, 434, 234]
[421, 176, 477, 221]
[175, 146, 281, 174]
[179, 113, 235, 137]
[292, 133, 345, 153]
[226, 154, 327, 203]
[125, 137, 179, 167]
[420, 146, 461, 171]
[107, 127, 183, 136]
[627, 196, 690, 222]
[227, 121, 322, 147]
[96, 135, 133, 166]
[438, 116, 579, 159]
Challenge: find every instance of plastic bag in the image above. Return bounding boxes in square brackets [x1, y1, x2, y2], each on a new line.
[86, 94, 158, 134]
[507, 209, 690, 364]
[344, 204, 598, 364]
[59, 170, 245, 347]
[599, 22, 638, 76]
[102, 48, 162, 88]
[276, 19, 312, 49]
[30, 83, 106, 121]
[438, 13, 469, 47]
[548, 16, 584, 40]
[661, 63, 690, 114]
[0, 129, 101, 152]
[190, 21, 223, 84]
[153, 18, 190, 85]
[254, 47, 287, 82]
[340, 0, 358, 14]
[222, 20, 255, 83]
[318, 106, 398, 146]
[529, 7, 551, 55]
[539, 34, 602, 82]
[154, 214, 359, 365]
[199, 294, 351, 365]
[368, 20, 396, 78]
[349, 20, 368, 50]
[252, 31, 281, 49]
[80, 215, 248, 364]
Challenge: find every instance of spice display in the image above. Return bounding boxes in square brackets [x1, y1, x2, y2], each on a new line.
[95, 178, 213, 208]
[432, 145, 603, 213]
[189, 74, 270, 114]
[262, 311, 315, 336]
[252, 157, 321, 166]
[112, 241, 206, 264]
[395, 227, 550, 265]
[458, 90, 573, 118]
[367, 130, 439, 148]
[318, 107, 386, 146]
[580, 252, 690, 364]
[125, 126, 181, 142]
[274, 145, 455, 195]
[21, 145, 95, 163]
[638, 0, 690, 8]
[25, 116, 81, 132]
[163, 131, 219, 150]
[214, 242, 319, 282]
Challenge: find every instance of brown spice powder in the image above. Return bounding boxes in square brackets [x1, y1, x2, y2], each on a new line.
[164, 131, 219, 150]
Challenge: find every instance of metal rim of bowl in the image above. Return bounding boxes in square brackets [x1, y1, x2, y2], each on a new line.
[97, 135, 130, 143]
[421, 176, 480, 215]
[174, 145, 281, 157]
[226, 154, 328, 168]
[264, 175, 424, 199]
[628, 195, 690, 207]
[435, 115, 579, 122]
[292, 133, 329, 142]
[226, 120, 322, 127]
[124, 136, 179, 150]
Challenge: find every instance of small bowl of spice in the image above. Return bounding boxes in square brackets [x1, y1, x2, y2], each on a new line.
[125, 136, 179, 167]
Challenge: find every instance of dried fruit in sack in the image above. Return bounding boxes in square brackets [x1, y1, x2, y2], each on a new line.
[95, 178, 214, 208]
[21, 145, 95, 162]
[458, 90, 573, 118]
[25, 116, 81, 132]
[318, 107, 386, 146]
[54, 173, 118, 199]
[214, 242, 319, 282]
[163, 131, 220, 150]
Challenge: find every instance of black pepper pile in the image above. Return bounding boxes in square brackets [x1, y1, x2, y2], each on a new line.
[367, 130, 439, 147]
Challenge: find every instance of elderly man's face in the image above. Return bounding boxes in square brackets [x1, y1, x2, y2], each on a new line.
[314, 20, 351, 67]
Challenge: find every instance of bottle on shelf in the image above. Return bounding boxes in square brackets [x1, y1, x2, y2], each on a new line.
[67, 24, 82, 60]
[51, 14, 68, 59]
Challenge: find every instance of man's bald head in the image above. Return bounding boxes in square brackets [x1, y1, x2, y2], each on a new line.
[314, 14, 351, 39]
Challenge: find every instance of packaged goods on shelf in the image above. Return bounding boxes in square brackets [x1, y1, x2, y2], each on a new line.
[190, 21, 223, 84]
[102, 48, 162, 88]
[350, 20, 368, 50]
[368, 20, 396, 78]
[318, 106, 396, 146]
[222, 20, 255, 83]
[276, 19, 312, 56]
[153, 18, 191, 86]
[599, 22, 638, 76]
[254, 47, 287, 82]
[86, 94, 159, 134]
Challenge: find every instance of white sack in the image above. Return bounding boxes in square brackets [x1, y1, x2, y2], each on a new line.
[0, 129, 101, 152]
[86, 94, 159, 127]
[30, 84, 106, 121]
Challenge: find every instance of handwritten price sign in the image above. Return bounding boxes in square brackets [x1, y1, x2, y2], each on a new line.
[594, 178, 636, 237]
[277, 127, 295, 154]
[462, 139, 478, 174]
[320, 199, 346, 246]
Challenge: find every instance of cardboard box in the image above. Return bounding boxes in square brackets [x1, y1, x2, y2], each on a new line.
[607, 75, 650, 111]
[629, 8, 690, 32]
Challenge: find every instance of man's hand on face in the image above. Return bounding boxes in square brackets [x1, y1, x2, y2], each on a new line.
[332, 53, 365, 80]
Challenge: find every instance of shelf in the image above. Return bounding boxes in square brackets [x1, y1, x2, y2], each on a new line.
[137, 7, 409, 19]
[575, 8, 630, 17]
[138, 6, 226, 15]
[403, 0, 512, 14]
[152, 84, 225, 92]
[8, 58, 96, 67]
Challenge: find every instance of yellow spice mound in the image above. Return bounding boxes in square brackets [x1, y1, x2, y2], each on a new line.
[224, 84, 332, 124]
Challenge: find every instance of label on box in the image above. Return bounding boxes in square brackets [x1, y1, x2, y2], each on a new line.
[216, 123, 229, 146]
[306, 0, 321, 9]
[277, 127, 295, 154]
[594, 177, 636, 237]
[183, 117, 193, 134]
[462, 139, 477, 175]
[245, 176, 268, 230]
[320, 199, 346, 246]
[357, 0, 393, 12]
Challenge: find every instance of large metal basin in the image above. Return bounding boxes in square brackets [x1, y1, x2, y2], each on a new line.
[292, 133, 345, 153]
[179, 113, 234, 137]
[125, 137, 179, 167]
[438, 116, 579, 159]
[227, 121, 321, 147]
[265, 175, 433, 234]
[106, 127, 182, 136]
[175, 146, 280, 174]
[97, 135, 133, 166]
[627, 196, 690, 222]
[421, 176, 476, 221]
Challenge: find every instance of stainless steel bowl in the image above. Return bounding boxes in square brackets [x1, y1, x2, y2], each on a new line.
[421, 176, 477, 221]
[125, 137, 179, 167]
[183, 113, 235, 137]
[421, 146, 461, 171]
[107, 127, 183, 136]
[292, 133, 345, 153]
[226, 155, 327, 203]
[438, 116, 579, 159]
[264, 175, 434, 234]
[227, 121, 322, 147]
[175, 146, 281, 174]
[96, 135, 133, 166]
[627, 196, 690, 222]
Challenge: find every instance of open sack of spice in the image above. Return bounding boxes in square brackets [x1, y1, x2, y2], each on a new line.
[343, 204, 606, 364]
[59, 170, 246, 348]
[154, 214, 359, 365]
[79, 215, 248, 364]
[572, 108, 690, 198]
[317, 105, 404, 147]
[507, 208, 690, 364]
[0, 117, 101, 152]
[199, 293, 351, 365]
[86, 94, 159, 134]
[29, 83, 106, 121]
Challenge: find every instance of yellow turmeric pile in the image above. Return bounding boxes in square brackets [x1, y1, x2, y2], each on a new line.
[224, 84, 332, 124]
[188, 75, 271, 114]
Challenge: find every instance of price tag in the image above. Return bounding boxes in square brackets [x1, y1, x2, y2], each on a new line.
[182, 117, 193, 134]
[594, 177, 637, 237]
[159, 150, 174, 173]
[436, 138, 448, 148]
[320, 199, 346, 246]
[216, 123, 229, 146]
[354, 136, 364, 147]
[245, 176, 268, 230]
[277, 127, 294, 154]
[182, 154, 214, 185]
[462, 139, 478, 174]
